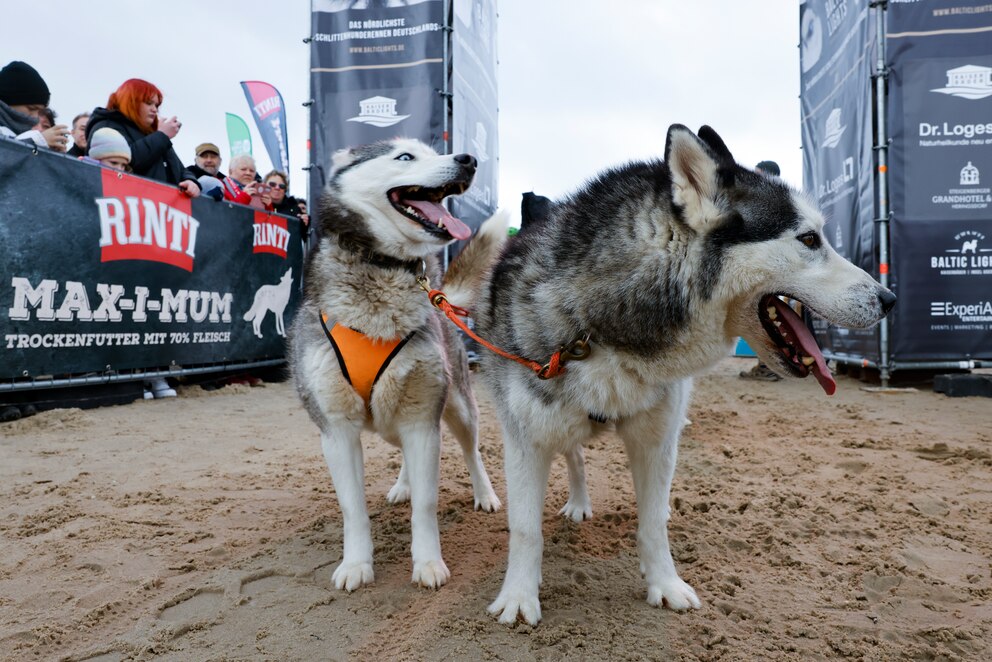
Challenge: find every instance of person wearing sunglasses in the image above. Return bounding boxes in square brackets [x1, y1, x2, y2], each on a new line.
[263, 169, 310, 230]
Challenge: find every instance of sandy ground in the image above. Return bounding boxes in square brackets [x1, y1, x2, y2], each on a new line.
[1, 357, 991, 661]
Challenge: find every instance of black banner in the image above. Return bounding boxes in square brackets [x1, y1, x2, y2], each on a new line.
[449, 0, 499, 252]
[0, 140, 304, 382]
[309, 0, 446, 211]
[886, 1, 992, 360]
[800, 0, 879, 359]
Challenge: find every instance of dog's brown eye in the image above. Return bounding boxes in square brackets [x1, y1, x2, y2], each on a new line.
[395, 153, 414, 161]
[798, 232, 820, 249]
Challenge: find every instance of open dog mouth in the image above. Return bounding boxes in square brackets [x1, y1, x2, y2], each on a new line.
[758, 294, 836, 395]
[387, 182, 472, 240]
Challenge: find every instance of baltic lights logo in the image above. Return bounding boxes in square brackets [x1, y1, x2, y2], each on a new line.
[931, 64, 992, 100]
[95, 170, 199, 272]
[347, 96, 409, 128]
[929, 230, 992, 275]
[821, 108, 847, 149]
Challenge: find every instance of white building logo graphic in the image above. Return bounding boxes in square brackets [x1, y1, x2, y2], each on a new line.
[347, 96, 410, 128]
[960, 162, 980, 186]
[822, 108, 847, 149]
[931, 64, 992, 100]
[472, 122, 489, 162]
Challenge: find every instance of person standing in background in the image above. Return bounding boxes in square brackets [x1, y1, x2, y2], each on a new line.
[740, 159, 787, 382]
[86, 78, 200, 197]
[66, 112, 89, 157]
[0, 60, 68, 152]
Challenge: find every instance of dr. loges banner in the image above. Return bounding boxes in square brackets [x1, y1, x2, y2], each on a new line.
[799, 0, 878, 359]
[309, 0, 445, 212]
[886, 1, 992, 360]
[448, 0, 499, 257]
[0, 139, 304, 381]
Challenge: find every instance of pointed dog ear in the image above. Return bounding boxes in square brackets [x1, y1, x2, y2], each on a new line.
[665, 124, 723, 231]
[697, 125, 734, 164]
[330, 147, 356, 175]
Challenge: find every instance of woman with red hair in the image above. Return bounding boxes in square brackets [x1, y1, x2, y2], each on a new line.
[85, 79, 199, 197]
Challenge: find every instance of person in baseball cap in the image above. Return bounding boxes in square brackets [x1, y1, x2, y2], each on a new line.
[188, 141, 226, 180]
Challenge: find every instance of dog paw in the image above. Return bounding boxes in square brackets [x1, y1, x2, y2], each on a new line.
[332, 560, 374, 592]
[411, 559, 450, 589]
[386, 481, 411, 504]
[559, 498, 592, 523]
[475, 489, 502, 513]
[646, 576, 701, 611]
[488, 590, 542, 625]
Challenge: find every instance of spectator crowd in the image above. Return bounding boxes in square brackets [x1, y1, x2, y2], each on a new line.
[0, 60, 310, 226]
[0, 60, 310, 416]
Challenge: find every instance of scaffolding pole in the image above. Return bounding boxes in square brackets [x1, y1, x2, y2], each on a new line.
[872, 0, 892, 387]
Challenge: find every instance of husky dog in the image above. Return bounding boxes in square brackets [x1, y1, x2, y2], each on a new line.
[445, 125, 895, 624]
[289, 139, 501, 592]
[244, 268, 293, 338]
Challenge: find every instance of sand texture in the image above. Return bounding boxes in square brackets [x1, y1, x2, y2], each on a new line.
[1, 358, 991, 661]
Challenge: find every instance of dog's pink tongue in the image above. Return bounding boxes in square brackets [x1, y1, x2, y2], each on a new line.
[405, 200, 472, 240]
[771, 298, 836, 396]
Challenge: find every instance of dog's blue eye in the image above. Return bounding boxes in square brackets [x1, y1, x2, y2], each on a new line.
[395, 153, 414, 161]
[798, 232, 821, 249]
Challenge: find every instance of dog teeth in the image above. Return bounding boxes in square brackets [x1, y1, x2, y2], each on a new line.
[767, 306, 778, 320]
[801, 356, 815, 366]
[773, 320, 782, 328]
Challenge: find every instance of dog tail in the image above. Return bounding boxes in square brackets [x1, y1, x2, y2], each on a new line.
[443, 208, 511, 310]
[243, 305, 256, 321]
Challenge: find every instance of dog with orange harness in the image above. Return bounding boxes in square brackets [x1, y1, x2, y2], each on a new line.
[288, 139, 502, 592]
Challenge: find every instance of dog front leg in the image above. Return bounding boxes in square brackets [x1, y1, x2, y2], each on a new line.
[401, 425, 450, 588]
[321, 429, 374, 591]
[488, 438, 553, 625]
[619, 383, 700, 611]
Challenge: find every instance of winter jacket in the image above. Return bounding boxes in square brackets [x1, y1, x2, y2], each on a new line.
[85, 107, 199, 189]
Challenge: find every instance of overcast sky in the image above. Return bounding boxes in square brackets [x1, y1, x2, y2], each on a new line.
[5, 1, 801, 221]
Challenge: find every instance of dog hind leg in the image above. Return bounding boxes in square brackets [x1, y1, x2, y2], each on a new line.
[321, 428, 375, 591]
[386, 453, 411, 504]
[442, 384, 501, 512]
[488, 432, 554, 625]
[400, 424, 450, 588]
[618, 379, 701, 611]
[559, 445, 592, 522]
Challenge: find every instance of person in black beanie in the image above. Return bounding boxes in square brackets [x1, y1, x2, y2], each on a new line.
[0, 60, 68, 152]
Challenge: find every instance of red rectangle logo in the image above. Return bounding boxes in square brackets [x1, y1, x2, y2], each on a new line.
[96, 170, 198, 272]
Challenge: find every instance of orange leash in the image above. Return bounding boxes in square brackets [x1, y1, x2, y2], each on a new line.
[417, 272, 590, 379]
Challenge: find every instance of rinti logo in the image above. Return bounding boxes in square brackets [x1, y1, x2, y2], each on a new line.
[253, 95, 281, 119]
[94, 170, 200, 272]
[253, 212, 290, 258]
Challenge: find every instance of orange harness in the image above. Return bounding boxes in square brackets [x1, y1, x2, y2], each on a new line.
[319, 312, 415, 408]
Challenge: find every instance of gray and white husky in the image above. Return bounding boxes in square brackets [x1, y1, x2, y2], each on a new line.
[289, 139, 501, 592]
[444, 124, 895, 624]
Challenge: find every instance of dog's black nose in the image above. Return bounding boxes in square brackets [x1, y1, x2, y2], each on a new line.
[878, 288, 896, 314]
[454, 153, 477, 170]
